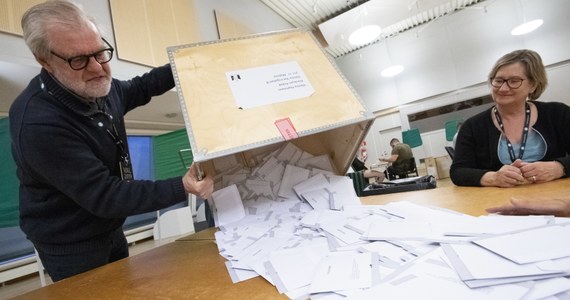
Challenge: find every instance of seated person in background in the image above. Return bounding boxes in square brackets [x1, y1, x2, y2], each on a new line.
[450, 49, 570, 187]
[351, 157, 385, 182]
[379, 138, 413, 180]
[487, 194, 570, 217]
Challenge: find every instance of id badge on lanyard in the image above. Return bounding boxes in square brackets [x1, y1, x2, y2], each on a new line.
[97, 111, 133, 181]
[119, 157, 133, 181]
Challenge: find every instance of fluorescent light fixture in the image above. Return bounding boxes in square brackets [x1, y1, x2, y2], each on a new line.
[348, 25, 381, 46]
[381, 65, 404, 77]
[511, 19, 543, 35]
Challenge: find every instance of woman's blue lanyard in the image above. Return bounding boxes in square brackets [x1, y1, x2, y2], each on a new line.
[493, 102, 531, 163]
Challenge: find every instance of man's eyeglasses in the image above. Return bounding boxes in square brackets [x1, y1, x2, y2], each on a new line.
[489, 77, 525, 89]
[50, 38, 114, 70]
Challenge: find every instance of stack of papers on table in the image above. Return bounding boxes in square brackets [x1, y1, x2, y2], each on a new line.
[441, 223, 570, 288]
[208, 142, 570, 299]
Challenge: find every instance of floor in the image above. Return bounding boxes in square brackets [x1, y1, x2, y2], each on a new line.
[0, 236, 171, 299]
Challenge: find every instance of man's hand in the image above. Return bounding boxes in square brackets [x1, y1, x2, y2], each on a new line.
[379, 154, 398, 163]
[182, 163, 214, 199]
[486, 196, 570, 217]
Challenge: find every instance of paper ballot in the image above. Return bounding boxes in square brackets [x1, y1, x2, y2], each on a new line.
[473, 223, 570, 264]
[211, 184, 245, 227]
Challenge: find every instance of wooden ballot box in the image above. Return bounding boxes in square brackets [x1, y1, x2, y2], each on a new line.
[168, 29, 374, 176]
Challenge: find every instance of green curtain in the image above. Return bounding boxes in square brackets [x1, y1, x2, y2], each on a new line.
[0, 118, 20, 227]
[152, 129, 192, 180]
[444, 120, 459, 142]
[402, 128, 423, 148]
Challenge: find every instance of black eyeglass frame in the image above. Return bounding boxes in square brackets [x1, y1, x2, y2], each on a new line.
[50, 38, 114, 70]
[489, 77, 525, 89]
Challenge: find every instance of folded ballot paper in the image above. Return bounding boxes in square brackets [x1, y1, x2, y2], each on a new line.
[473, 222, 570, 264]
[437, 222, 570, 289]
[209, 142, 570, 299]
[441, 243, 567, 288]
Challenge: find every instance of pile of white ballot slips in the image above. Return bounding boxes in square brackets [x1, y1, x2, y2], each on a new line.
[207, 142, 570, 299]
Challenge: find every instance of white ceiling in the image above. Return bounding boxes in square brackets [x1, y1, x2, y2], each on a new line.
[1, 0, 491, 134]
[261, 0, 487, 58]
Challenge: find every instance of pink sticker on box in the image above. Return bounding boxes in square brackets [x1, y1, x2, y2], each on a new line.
[274, 117, 299, 140]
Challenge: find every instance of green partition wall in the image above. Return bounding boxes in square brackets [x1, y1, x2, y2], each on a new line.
[0, 117, 19, 228]
[152, 129, 192, 180]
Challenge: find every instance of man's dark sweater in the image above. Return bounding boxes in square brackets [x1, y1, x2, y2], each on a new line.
[9, 65, 187, 254]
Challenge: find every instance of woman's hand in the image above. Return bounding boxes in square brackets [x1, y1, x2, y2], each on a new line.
[518, 161, 565, 183]
[480, 164, 526, 187]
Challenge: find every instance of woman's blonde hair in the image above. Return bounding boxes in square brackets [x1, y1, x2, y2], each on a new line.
[488, 49, 547, 100]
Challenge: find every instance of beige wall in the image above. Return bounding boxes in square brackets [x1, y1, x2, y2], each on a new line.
[109, 0, 202, 67]
[0, 0, 202, 67]
[214, 9, 253, 39]
[0, 0, 43, 35]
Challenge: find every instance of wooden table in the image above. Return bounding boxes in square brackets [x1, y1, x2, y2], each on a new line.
[16, 240, 284, 299]
[176, 227, 217, 241]
[361, 177, 570, 216]
[14, 178, 570, 299]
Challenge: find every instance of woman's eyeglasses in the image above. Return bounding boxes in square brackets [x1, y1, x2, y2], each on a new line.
[489, 77, 525, 89]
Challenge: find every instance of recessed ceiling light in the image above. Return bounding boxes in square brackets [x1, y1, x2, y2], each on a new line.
[381, 65, 404, 77]
[511, 19, 543, 35]
[348, 25, 382, 46]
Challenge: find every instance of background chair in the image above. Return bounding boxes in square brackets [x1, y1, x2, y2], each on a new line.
[390, 157, 419, 179]
[445, 146, 455, 160]
[347, 171, 366, 197]
[33, 248, 47, 287]
[405, 158, 419, 177]
[153, 205, 196, 242]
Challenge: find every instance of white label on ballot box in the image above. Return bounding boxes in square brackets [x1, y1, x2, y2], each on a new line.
[226, 61, 315, 109]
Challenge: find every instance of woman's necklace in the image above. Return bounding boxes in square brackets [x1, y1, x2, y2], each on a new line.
[493, 102, 531, 163]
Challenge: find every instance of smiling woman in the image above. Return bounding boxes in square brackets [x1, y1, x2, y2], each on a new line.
[450, 49, 570, 188]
